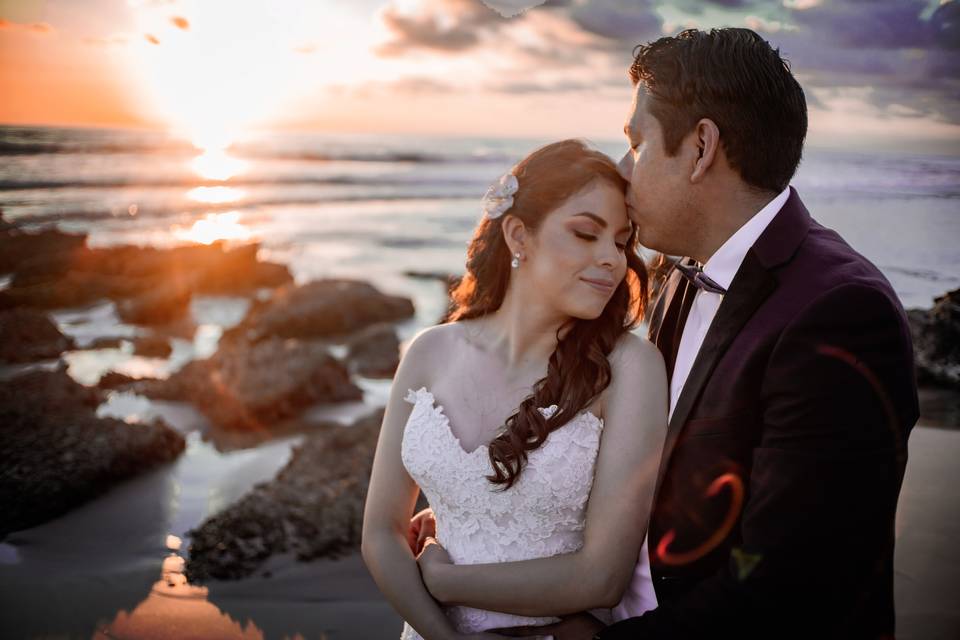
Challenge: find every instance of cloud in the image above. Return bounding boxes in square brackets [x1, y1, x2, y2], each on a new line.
[745, 14, 792, 33]
[481, 1, 548, 17]
[331, 76, 456, 99]
[170, 16, 190, 30]
[0, 19, 55, 35]
[82, 34, 131, 46]
[783, 0, 822, 9]
[568, 0, 662, 41]
[931, 0, 960, 49]
[364, 0, 959, 129]
[667, 0, 764, 15]
[375, 0, 507, 56]
[768, 0, 960, 123]
[787, 0, 932, 49]
[488, 77, 605, 93]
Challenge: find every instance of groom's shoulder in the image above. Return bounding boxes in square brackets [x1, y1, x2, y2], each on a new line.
[769, 218, 909, 339]
[782, 217, 900, 309]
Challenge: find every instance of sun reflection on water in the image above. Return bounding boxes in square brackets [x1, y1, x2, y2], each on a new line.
[186, 185, 246, 204]
[190, 147, 248, 181]
[172, 211, 253, 245]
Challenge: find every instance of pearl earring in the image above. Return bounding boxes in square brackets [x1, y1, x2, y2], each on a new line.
[511, 252, 520, 269]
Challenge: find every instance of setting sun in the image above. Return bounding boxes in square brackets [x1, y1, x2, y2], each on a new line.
[121, 0, 350, 149]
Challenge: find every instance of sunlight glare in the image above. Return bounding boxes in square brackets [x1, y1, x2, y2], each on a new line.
[172, 211, 252, 245]
[186, 186, 245, 203]
[190, 148, 248, 181]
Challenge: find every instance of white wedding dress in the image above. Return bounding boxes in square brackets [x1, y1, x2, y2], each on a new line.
[399, 386, 612, 640]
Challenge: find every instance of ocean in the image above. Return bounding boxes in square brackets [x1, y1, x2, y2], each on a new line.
[0, 124, 958, 639]
[2, 124, 958, 313]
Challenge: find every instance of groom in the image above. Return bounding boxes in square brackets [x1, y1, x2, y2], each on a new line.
[410, 28, 919, 639]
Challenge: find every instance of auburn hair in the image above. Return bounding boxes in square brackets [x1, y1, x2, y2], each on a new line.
[446, 139, 650, 489]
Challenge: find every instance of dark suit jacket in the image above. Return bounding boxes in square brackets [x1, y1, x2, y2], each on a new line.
[598, 188, 919, 639]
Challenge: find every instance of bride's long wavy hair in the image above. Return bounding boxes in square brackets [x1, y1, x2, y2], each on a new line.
[446, 139, 650, 490]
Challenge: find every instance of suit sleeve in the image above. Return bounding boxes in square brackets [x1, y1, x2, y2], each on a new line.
[597, 283, 920, 639]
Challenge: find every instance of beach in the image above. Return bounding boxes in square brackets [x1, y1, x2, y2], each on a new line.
[2, 421, 956, 639]
[1, 124, 959, 639]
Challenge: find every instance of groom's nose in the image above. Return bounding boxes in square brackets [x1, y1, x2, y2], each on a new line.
[617, 151, 633, 181]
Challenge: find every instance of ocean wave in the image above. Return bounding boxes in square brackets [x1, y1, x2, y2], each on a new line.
[0, 174, 487, 191]
[7, 191, 478, 225]
[0, 130, 513, 165]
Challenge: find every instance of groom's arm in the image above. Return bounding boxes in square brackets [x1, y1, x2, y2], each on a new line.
[597, 283, 919, 639]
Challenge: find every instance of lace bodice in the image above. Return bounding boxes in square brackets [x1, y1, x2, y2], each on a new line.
[399, 386, 606, 639]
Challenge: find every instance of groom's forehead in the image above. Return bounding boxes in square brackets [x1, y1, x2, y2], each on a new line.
[625, 85, 651, 133]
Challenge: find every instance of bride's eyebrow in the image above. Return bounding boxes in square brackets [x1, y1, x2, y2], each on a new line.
[572, 212, 631, 235]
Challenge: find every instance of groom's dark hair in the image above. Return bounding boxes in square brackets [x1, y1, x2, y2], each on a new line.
[629, 28, 807, 193]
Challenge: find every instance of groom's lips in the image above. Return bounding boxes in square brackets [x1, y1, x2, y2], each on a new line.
[581, 277, 615, 294]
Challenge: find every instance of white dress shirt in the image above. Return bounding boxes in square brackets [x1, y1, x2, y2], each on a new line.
[612, 185, 792, 621]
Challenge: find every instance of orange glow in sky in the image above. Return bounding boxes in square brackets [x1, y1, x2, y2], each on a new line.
[1, 0, 958, 154]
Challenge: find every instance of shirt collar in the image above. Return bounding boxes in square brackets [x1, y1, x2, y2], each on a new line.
[701, 185, 791, 292]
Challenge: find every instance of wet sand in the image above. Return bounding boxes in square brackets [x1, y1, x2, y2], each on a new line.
[894, 424, 960, 640]
[1, 420, 956, 639]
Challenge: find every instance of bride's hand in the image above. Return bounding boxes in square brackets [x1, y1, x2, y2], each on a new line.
[416, 535, 452, 598]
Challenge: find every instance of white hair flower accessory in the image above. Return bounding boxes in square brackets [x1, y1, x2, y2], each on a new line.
[481, 172, 519, 219]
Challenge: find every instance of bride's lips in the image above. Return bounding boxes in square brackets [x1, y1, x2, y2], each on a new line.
[581, 277, 616, 294]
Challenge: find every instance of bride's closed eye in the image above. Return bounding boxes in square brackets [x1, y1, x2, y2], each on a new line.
[573, 230, 627, 252]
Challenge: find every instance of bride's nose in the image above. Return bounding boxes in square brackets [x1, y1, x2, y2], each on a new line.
[597, 241, 618, 270]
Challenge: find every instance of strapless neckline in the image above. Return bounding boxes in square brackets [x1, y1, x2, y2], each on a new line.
[408, 386, 603, 457]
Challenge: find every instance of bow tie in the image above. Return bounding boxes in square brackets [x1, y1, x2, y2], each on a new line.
[675, 260, 727, 295]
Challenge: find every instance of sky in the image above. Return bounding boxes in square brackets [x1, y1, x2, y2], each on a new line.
[0, 0, 958, 154]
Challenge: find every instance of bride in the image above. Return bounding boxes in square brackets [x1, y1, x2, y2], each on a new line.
[361, 139, 668, 639]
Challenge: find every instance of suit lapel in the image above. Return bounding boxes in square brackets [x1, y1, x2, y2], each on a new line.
[650, 249, 776, 503]
[648, 258, 696, 386]
[648, 187, 813, 506]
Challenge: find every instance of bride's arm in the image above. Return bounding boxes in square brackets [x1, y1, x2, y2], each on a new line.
[420, 334, 668, 617]
[361, 329, 459, 640]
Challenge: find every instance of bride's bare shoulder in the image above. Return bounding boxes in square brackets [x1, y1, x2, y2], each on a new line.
[599, 333, 668, 424]
[400, 321, 470, 368]
[609, 331, 665, 377]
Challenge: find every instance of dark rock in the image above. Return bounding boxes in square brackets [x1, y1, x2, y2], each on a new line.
[0, 223, 87, 276]
[0, 308, 76, 363]
[132, 334, 173, 358]
[347, 324, 400, 378]
[96, 371, 147, 390]
[222, 279, 414, 344]
[0, 236, 292, 324]
[0, 366, 186, 538]
[403, 270, 462, 289]
[133, 336, 362, 431]
[200, 415, 345, 452]
[116, 281, 192, 326]
[87, 336, 126, 350]
[184, 409, 384, 582]
[908, 288, 960, 389]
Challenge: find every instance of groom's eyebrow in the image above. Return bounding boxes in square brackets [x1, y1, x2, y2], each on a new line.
[574, 212, 632, 235]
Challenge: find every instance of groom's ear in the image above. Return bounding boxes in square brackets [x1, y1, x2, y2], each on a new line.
[689, 118, 720, 183]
